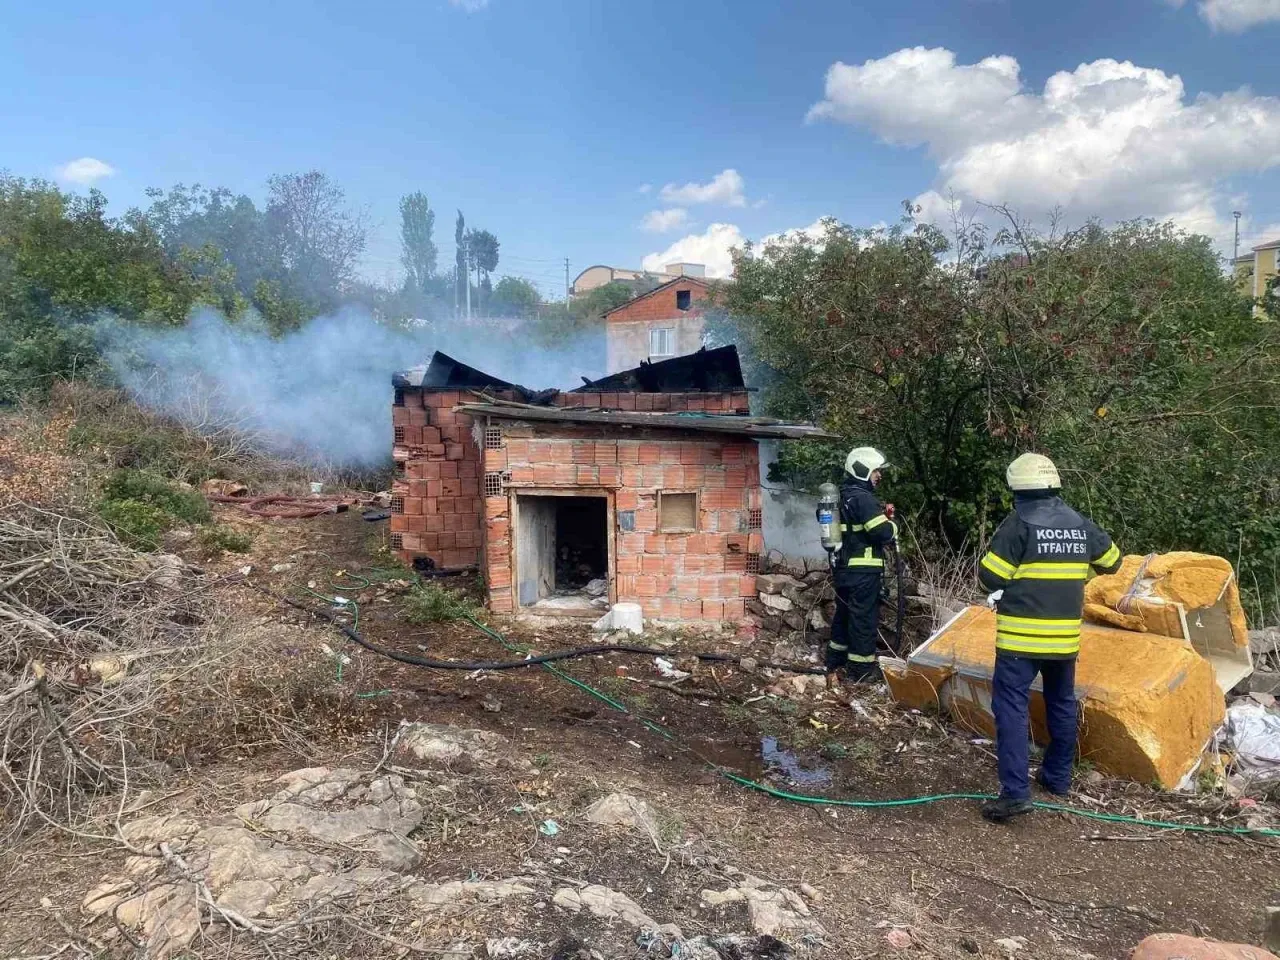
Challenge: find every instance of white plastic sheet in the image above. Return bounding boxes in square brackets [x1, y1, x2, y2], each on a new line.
[1222, 701, 1280, 778]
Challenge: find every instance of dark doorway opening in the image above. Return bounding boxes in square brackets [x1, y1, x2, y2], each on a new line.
[517, 494, 609, 615]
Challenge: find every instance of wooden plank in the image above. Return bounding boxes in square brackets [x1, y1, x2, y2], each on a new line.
[456, 403, 834, 440]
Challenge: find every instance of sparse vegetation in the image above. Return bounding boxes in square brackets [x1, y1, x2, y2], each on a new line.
[403, 581, 482, 623]
[197, 524, 253, 554]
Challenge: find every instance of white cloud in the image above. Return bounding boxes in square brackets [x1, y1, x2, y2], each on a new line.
[1196, 0, 1280, 32]
[642, 223, 746, 278]
[641, 218, 833, 279]
[810, 47, 1280, 240]
[638, 183, 653, 194]
[448, 0, 489, 10]
[55, 157, 116, 186]
[759, 218, 832, 247]
[659, 169, 747, 207]
[640, 208, 690, 233]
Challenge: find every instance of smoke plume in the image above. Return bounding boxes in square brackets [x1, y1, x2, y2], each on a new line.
[98, 309, 604, 466]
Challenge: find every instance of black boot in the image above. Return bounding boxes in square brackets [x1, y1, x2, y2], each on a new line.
[1035, 773, 1070, 797]
[981, 797, 1034, 823]
[845, 661, 883, 684]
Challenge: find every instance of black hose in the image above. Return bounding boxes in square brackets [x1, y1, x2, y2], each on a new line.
[263, 587, 826, 675]
[892, 541, 907, 656]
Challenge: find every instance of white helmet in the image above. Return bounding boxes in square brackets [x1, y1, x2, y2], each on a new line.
[1007, 453, 1061, 491]
[845, 446, 888, 481]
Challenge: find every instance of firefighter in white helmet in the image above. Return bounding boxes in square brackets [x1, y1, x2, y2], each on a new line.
[976, 452, 1122, 823]
[827, 446, 896, 683]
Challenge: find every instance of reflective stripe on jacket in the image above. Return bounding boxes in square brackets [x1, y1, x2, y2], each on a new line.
[977, 492, 1122, 658]
[838, 477, 896, 572]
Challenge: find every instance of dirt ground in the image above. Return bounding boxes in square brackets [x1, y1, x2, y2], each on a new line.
[2, 504, 1277, 960]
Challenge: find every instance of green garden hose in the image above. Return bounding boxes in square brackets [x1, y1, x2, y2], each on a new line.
[465, 616, 1280, 839]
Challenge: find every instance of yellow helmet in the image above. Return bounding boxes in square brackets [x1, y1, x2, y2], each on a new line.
[845, 446, 888, 481]
[1006, 453, 1060, 491]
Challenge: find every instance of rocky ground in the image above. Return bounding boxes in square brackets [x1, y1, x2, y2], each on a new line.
[1, 505, 1278, 960]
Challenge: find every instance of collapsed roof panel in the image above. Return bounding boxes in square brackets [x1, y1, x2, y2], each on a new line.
[574, 345, 745, 394]
[394, 351, 522, 391]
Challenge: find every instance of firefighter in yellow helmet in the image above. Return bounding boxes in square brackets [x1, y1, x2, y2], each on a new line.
[976, 453, 1122, 823]
[827, 446, 896, 683]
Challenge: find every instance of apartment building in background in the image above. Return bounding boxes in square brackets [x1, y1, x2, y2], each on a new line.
[571, 261, 705, 297]
[1233, 238, 1279, 313]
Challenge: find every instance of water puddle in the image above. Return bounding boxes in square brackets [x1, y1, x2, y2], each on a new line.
[761, 736, 833, 787]
[688, 736, 833, 788]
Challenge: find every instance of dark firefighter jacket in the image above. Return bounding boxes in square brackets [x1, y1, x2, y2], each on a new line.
[978, 491, 1122, 658]
[837, 476, 896, 576]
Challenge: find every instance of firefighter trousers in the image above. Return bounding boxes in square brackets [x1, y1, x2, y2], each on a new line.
[829, 571, 881, 680]
[992, 654, 1078, 800]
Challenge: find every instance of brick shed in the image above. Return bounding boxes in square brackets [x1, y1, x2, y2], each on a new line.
[389, 347, 831, 622]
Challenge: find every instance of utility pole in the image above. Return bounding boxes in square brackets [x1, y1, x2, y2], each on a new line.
[564, 257, 571, 301]
[1233, 211, 1242, 265]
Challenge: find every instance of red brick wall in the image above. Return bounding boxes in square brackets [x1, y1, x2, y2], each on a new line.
[605, 280, 712, 324]
[554, 391, 750, 414]
[485, 429, 762, 620]
[389, 388, 486, 570]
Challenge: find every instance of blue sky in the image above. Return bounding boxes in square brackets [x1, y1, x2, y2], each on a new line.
[3, 0, 1280, 297]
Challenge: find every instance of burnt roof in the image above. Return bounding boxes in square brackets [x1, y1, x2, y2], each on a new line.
[394, 351, 521, 391]
[573, 345, 745, 394]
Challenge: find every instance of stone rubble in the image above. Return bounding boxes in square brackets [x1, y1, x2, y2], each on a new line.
[80, 765, 533, 958]
[701, 874, 827, 939]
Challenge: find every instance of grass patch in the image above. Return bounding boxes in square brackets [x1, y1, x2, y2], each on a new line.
[197, 525, 254, 554]
[403, 581, 481, 624]
[96, 468, 211, 551]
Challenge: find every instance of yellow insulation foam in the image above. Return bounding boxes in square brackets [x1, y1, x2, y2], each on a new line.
[884, 605, 1226, 787]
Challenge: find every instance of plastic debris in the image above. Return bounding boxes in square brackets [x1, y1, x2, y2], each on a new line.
[1221, 701, 1280, 781]
[654, 657, 690, 681]
[538, 820, 560, 837]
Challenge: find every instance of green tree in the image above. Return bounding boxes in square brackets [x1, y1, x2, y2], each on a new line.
[264, 171, 366, 314]
[0, 176, 216, 399]
[490, 276, 540, 317]
[399, 191, 438, 292]
[454, 210, 466, 308]
[721, 210, 1280, 614]
[530, 280, 652, 345]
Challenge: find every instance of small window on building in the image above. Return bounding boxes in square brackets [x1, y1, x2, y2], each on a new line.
[389, 533, 404, 551]
[650, 326, 675, 358]
[483, 426, 503, 449]
[393, 425, 405, 445]
[393, 388, 405, 407]
[676, 289, 691, 311]
[390, 496, 405, 514]
[745, 553, 763, 574]
[658, 492, 697, 533]
[484, 472, 505, 497]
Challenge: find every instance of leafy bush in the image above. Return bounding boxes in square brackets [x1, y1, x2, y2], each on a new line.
[197, 525, 253, 554]
[720, 212, 1280, 618]
[403, 582, 480, 624]
[96, 498, 171, 551]
[102, 469, 210, 523]
[96, 468, 211, 550]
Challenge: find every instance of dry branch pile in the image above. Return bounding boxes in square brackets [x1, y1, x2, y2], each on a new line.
[0, 504, 212, 836]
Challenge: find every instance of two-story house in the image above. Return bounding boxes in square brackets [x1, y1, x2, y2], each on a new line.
[603, 275, 715, 374]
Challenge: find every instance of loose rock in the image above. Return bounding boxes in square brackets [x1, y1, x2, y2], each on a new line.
[1130, 934, 1280, 960]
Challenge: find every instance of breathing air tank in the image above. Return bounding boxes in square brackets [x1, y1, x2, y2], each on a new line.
[817, 482, 841, 553]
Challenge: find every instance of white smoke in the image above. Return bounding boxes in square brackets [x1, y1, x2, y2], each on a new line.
[98, 309, 604, 466]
